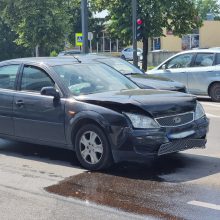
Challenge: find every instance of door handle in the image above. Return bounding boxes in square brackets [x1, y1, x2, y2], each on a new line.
[15, 100, 24, 107]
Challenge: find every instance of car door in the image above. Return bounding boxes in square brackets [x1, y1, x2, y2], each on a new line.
[187, 52, 216, 95]
[13, 64, 66, 144]
[150, 53, 195, 88]
[0, 64, 20, 135]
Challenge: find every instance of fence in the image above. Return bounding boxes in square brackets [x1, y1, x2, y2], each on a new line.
[147, 51, 177, 67]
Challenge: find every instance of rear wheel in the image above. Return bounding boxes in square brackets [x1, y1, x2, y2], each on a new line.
[75, 124, 113, 170]
[210, 83, 220, 102]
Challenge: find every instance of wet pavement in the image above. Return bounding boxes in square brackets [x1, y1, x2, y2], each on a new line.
[45, 154, 220, 220]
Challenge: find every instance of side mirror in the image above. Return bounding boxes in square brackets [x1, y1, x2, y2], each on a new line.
[41, 87, 60, 100]
[162, 64, 167, 70]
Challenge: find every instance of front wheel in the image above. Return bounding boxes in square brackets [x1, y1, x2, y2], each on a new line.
[75, 124, 113, 170]
[210, 83, 220, 102]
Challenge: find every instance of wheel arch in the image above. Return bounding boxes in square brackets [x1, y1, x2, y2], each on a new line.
[67, 111, 111, 151]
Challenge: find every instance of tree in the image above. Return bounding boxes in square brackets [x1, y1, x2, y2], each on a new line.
[0, 0, 69, 56]
[93, 0, 202, 70]
[0, 17, 32, 61]
[195, 0, 220, 20]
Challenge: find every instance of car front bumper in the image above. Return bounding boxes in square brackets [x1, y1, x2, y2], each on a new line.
[111, 116, 209, 163]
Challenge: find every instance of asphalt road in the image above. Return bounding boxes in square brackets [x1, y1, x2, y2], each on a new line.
[0, 97, 220, 220]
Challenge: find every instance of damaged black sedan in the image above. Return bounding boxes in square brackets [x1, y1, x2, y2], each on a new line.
[0, 58, 209, 170]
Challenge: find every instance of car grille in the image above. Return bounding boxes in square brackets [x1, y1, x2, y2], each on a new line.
[158, 139, 206, 155]
[155, 112, 194, 127]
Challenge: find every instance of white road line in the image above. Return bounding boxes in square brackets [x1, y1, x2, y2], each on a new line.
[188, 200, 220, 211]
[201, 102, 220, 108]
[206, 113, 220, 118]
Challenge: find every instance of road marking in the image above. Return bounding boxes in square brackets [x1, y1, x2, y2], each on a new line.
[206, 113, 220, 118]
[201, 102, 220, 108]
[188, 200, 220, 211]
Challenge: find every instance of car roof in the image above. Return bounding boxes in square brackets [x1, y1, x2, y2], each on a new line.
[0, 57, 90, 67]
[177, 49, 220, 55]
[72, 54, 120, 60]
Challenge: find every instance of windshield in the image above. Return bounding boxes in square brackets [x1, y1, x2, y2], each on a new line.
[98, 58, 143, 75]
[53, 63, 138, 96]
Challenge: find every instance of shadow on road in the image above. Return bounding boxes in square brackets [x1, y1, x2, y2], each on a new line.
[0, 139, 220, 183]
[0, 139, 81, 168]
[104, 153, 220, 183]
[197, 96, 212, 102]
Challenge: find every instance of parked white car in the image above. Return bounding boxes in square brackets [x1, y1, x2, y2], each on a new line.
[121, 47, 143, 61]
[148, 49, 220, 102]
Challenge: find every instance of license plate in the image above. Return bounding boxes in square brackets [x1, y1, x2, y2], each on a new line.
[167, 130, 195, 139]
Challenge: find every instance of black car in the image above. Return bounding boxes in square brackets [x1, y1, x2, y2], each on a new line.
[68, 54, 187, 92]
[0, 57, 209, 170]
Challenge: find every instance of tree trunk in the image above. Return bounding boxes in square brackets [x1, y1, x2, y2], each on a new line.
[142, 37, 148, 71]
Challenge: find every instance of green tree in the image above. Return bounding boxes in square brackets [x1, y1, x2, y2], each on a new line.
[0, 0, 69, 56]
[0, 17, 32, 61]
[195, 0, 220, 20]
[93, 0, 202, 70]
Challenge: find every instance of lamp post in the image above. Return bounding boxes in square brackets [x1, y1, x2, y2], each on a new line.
[81, 0, 89, 53]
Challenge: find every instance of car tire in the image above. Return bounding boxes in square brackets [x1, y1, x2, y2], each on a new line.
[210, 83, 220, 102]
[75, 124, 113, 170]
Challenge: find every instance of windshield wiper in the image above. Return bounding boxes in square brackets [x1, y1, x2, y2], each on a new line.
[124, 73, 141, 76]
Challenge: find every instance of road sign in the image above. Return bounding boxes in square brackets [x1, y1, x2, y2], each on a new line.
[76, 33, 83, 46]
[88, 32, 93, 41]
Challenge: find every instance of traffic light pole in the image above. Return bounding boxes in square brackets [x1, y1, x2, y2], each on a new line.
[132, 0, 138, 67]
[81, 0, 89, 53]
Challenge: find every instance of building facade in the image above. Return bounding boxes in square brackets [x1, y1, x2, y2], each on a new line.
[150, 21, 220, 52]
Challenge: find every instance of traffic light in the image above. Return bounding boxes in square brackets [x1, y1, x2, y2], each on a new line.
[136, 18, 143, 41]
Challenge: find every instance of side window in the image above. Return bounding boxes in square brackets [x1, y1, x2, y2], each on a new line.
[215, 53, 220, 65]
[0, 65, 19, 90]
[21, 66, 54, 92]
[193, 53, 214, 67]
[165, 54, 194, 69]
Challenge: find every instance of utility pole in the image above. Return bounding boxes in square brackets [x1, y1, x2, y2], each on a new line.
[81, 0, 89, 53]
[132, 0, 138, 66]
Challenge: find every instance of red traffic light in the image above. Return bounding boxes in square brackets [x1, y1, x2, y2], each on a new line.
[137, 19, 143, 25]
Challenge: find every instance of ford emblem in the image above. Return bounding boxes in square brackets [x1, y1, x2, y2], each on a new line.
[173, 117, 181, 124]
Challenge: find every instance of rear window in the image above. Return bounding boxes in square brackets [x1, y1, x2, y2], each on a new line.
[194, 53, 214, 67]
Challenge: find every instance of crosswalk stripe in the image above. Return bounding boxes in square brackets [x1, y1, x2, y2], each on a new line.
[188, 200, 220, 211]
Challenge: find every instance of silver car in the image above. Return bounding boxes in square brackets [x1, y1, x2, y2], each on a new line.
[148, 49, 220, 102]
[121, 47, 143, 61]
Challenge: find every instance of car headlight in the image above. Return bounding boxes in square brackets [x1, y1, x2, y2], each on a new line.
[123, 112, 160, 129]
[195, 102, 205, 120]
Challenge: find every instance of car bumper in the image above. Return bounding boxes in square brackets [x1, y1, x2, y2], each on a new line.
[111, 116, 209, 163]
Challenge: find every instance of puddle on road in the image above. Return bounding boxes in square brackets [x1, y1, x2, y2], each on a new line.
[45, 161, 188, 219]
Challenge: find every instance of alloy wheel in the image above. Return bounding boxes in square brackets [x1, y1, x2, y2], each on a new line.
[79, 131, 104, 165]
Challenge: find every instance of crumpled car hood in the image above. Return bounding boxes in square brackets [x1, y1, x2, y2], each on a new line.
[75, 89, 196, 118]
